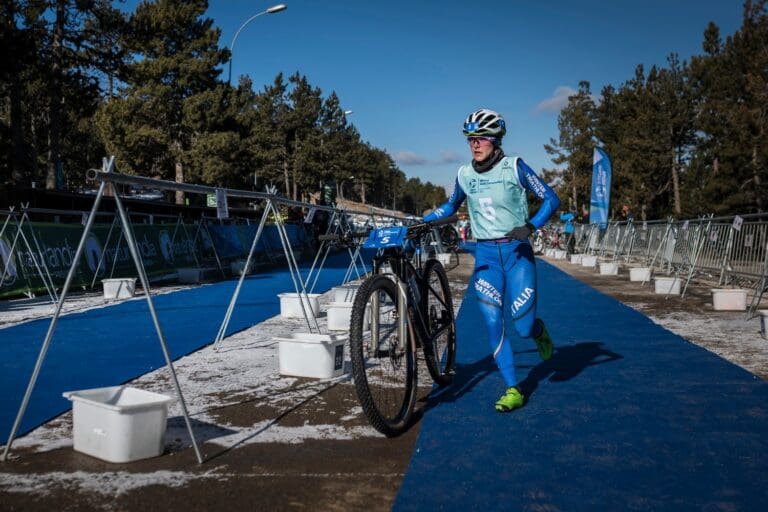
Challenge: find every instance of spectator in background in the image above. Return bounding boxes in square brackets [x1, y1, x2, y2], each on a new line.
[458, 214, 469, 242]
[580, 205, 590, 224]
[621, 204, 634, 222]
[559, 208, 576, 254]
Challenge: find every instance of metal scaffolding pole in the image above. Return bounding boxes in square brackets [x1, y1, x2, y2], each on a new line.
[271, 200, 320, 333]
[0, 209, 58, 303]
[112, 186, 203, 463]
[89, 215, 120, 289]
[2, 158, 113, 462]
[213, 204, 271, 352]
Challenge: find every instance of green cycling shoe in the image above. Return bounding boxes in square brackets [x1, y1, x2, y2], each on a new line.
[495, 387, 524, 413]
[533, 320, 554, 361]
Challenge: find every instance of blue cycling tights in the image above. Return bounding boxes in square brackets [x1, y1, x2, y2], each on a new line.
[473, 240, 543, 387]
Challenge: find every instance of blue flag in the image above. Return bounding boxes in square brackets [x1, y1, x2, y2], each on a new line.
[589, 148, 612, 228]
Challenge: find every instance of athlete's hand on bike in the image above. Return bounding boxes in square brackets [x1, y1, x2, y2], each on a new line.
[505, 222, 535, 241]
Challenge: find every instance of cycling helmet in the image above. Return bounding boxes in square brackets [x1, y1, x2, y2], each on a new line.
[462, 109, 506, 139]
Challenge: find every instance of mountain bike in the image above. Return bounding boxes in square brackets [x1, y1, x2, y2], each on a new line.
[349, 216, 457, 436]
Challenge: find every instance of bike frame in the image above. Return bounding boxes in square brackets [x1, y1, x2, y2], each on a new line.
[370, 247, 452, 356]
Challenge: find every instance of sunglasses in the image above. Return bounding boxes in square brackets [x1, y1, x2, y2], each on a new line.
[467, 136, 496, 146]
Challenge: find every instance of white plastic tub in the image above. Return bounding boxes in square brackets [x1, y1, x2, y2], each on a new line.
[102, 278, 136, 300]
[327, 302, 370, 331]
[581, 255, 598, 267]
[333, 284, 359, 303]
[327, 302, 353, 331]
[544, 248, 555, 257]
[759, 310, 768, 340]
[599, 262, 619, 275]
[629, 267, 651, 282]
[553, 250, 567, 260]
[654, 276, 681, 295]
[275, 332, 348, 379]
[711, 288, 748, 311]
[62, 386, 174, 463]
[436, 253, 453, 266]
[278, 292, 321, 319]
[569, 254, 583, 264]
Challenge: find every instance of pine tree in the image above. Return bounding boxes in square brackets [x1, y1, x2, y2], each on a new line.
[544, 81, 596, 213]
[689, 2, 768, 214]
[95, 0, 228, 204]
[249, 73, 289, 192]
[1, 0, 107, 190]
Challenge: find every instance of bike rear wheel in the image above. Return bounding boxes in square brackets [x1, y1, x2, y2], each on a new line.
[349, 274, 417, 436]
[419, 259, 456, 386]
[439, 225, 460, 252]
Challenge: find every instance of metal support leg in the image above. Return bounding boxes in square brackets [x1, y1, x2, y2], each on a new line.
[89, 215, 119, 289]
[213, 204, 271, 352]
[303, 211, 339, 292]
[272, 201, 319, 332]
[112, 190, 204, 464]
[202, 221, 227, 279]
[283, 215, 320, 331]
[2, 159, 113, 462]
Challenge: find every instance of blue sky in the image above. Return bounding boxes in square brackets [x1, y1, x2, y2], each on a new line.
[145, 1, 744, 192]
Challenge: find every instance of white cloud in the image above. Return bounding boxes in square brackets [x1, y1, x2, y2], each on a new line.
[535, 86, 577, 113]
[439, 150, 462, 164]
[394, 151, 428, 166]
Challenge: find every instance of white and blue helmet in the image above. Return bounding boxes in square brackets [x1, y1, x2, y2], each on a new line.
[462, 109, 506, 139]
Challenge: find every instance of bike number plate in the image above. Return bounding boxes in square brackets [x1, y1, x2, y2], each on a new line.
[363, 226, 409, 249]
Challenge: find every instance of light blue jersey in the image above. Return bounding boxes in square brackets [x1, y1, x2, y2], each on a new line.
[455, 156, 528, 240]
[425, 157, 560, 234]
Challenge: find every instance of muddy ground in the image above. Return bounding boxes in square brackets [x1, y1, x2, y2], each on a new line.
[0, 256, 474, 512]
[1, 251, 765, 511]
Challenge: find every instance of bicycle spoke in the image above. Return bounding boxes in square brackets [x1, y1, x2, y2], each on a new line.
[419, 260, 456, 385]
[349, 275, 416, 436]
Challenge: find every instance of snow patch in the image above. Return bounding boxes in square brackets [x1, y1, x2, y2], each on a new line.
[0, 469, 225, 496]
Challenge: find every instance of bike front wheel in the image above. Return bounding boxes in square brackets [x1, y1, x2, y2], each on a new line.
[349, 274, 417, 436]
[419, 259, 456, 386]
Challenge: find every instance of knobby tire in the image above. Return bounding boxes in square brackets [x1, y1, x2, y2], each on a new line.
[349, 274, 417, 437]
[419, 259, 456, 386]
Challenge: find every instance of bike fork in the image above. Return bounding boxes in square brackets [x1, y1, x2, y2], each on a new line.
[396, 277, 408, 351]
[371, 286, 380, 349]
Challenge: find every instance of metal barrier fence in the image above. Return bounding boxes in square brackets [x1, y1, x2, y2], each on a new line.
[567, 213, 768, 313]
[0, 193, 416, 300]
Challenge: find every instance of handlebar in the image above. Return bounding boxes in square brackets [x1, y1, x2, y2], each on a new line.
[405, 215, 459, 239]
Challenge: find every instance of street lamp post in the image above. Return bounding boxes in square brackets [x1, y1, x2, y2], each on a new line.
[228, 4, 287, 85]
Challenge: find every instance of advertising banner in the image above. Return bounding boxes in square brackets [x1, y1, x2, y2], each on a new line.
[0, 222, 309, 299]
[0, 223, 198, 298]
[589, 147, 612, 229]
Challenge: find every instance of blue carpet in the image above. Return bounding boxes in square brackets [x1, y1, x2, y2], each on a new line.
[1, 252, 365, 441]
[395, 257, 768, 511]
